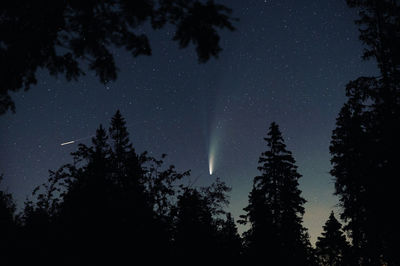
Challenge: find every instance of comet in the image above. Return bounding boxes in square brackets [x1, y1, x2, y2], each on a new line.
[208, 136, 217, 175]
[209, 152, 214, 175]
[61, 140, 75, 146]
[208, 124, 220, 176]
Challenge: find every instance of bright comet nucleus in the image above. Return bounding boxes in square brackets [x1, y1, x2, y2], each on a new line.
[209, 152, 214, 175]
[208, 128, 219, 176]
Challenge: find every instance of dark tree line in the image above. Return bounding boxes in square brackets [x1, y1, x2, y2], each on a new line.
[0, 0, 236, 114]
[0, 111, 382, 265]
[0, 111, 244, 265]
[2, 0, 400, 265]
[0, 114, 348, 265]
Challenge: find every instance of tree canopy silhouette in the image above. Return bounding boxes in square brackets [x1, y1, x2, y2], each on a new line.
[11, 110, 249, 265]
[217, 212, 243, 265]
[347, 0, 400, 82]
[240, 122, 315, 266]
[173, 179, 231, 265]
[0, 174, 16, 231]
[316, 211, 351, 266]
[0, 174, 17, 264]
[0, 0, 236, 114]
[330, 0, 400, 264]
[14, 111, 186, 264]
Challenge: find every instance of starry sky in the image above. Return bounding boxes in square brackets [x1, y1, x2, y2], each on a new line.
[0, 0, 377, 244]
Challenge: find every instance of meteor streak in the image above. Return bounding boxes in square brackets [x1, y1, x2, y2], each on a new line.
[61, 140, 75, 146]
[60, 135, 94, 146]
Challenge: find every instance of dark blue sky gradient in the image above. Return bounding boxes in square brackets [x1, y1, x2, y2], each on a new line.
[0, 0, 377, 244]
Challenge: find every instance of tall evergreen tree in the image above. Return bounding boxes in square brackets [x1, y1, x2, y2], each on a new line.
[241, 122, 313, 265]
[108, 110, 146, 207]
[109, 110, 133, 165]
[316, 211, 351, 266]
[331, 1, 400, 264]
[330, 79, 382, 264]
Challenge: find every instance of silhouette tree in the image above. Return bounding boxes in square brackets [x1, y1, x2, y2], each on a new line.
[218, 212, 243, 265]
[109, 109, 135, 176]
[316, 211, 351, 266]
[17, 110, 193, 265]
[330, 78, 382, 265]
[0, 0, 236, 114]
[58, 119, 170, 264]
[20, 169, 64, 265]
[347, 0, 400, 83]
[330, 1, 400, 264]
[0, 174, 16, 234]
[240, 122, 314, 265]
[51, 125, 118, 264]
[173, 178, 230, 266]
[0, 174, 17, 264]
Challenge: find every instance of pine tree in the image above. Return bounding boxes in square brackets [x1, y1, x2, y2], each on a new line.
[108, 110, 144, 191]
[316, 212, 351, 266]
[109, 110, 133, 165]
[241, 122, 313, 265]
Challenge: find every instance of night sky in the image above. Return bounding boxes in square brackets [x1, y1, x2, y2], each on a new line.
[0, 0, 377, 244]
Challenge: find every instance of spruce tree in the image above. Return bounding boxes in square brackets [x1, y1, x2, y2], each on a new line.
[316, 212, 351, 266]
[109, 110, 133, 164]
[241, 122, 313, 265]
[109, 110, 144, 190]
